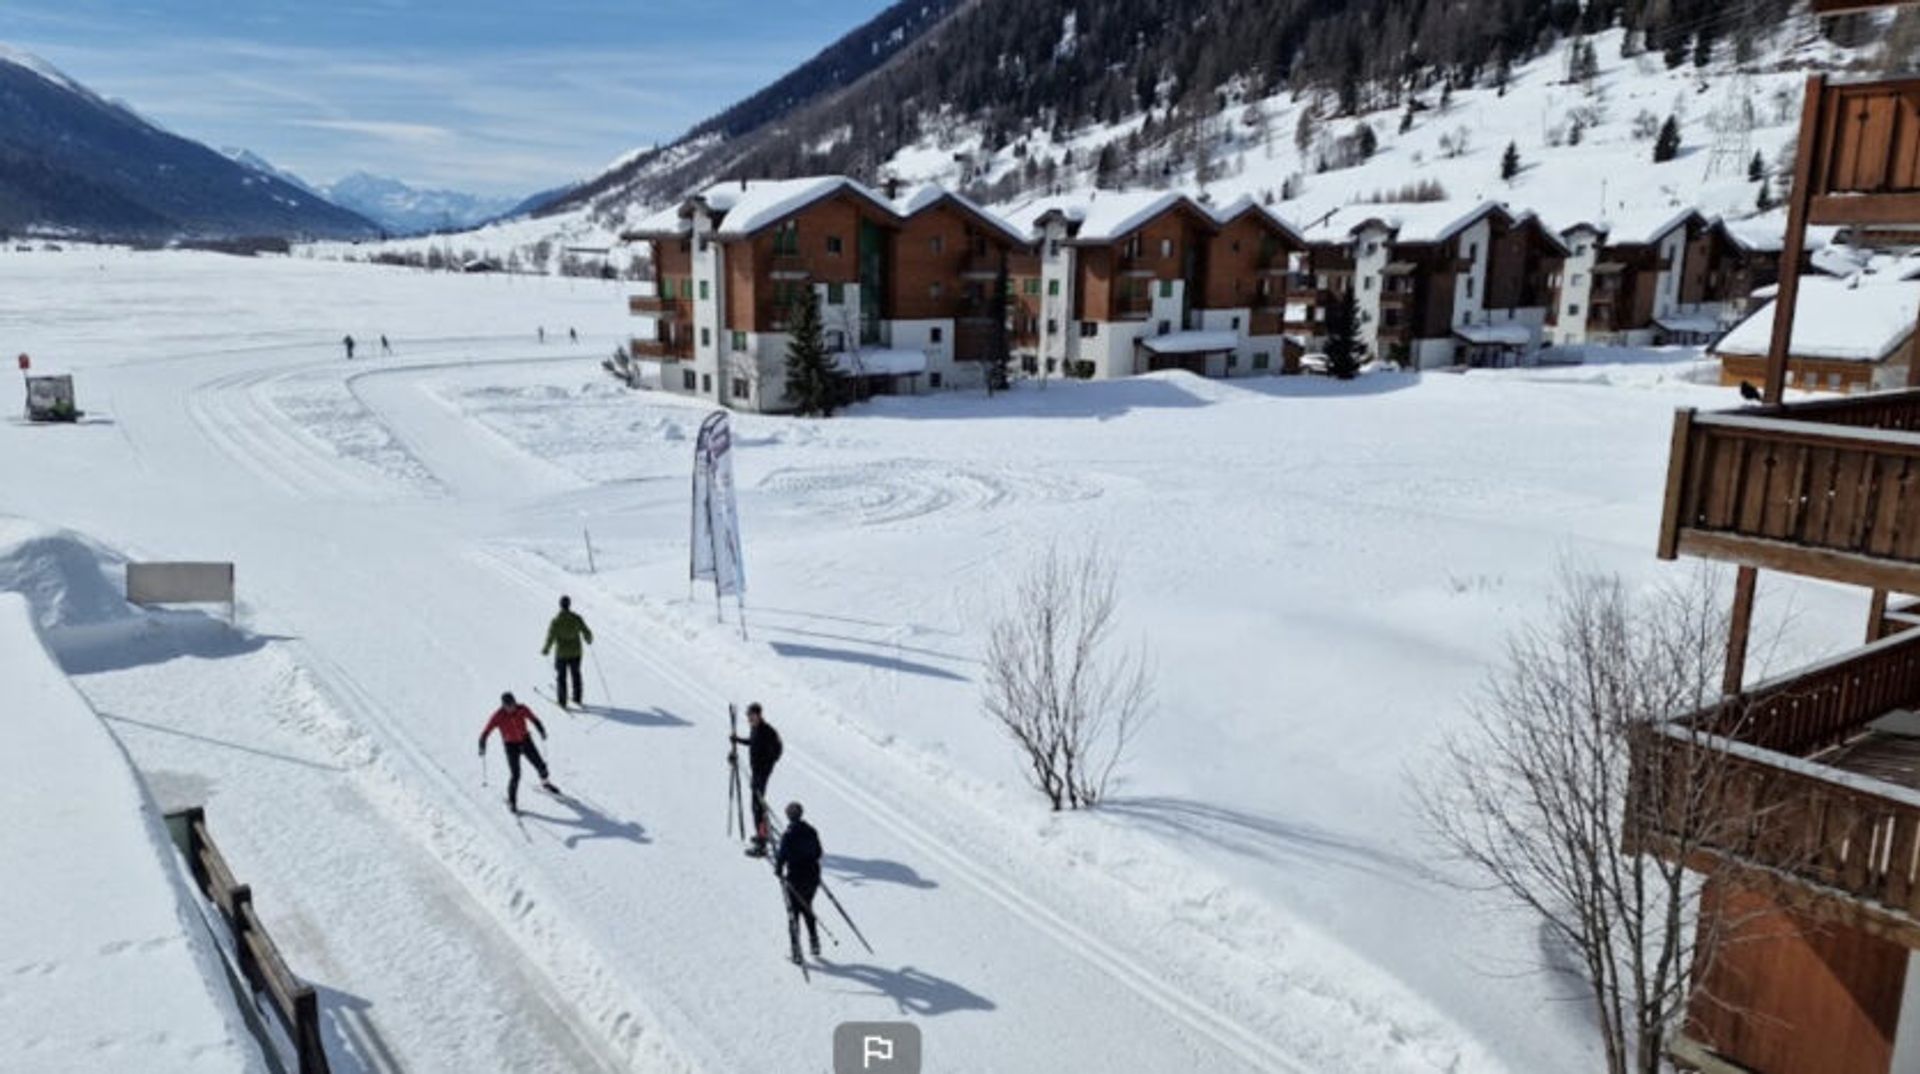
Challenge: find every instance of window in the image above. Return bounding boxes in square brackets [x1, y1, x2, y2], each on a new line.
[1159, 239, 1172, 258]
[773, 221, 799, 255]
[1363, 277, 1373, 291]
[1465, 277, 1475, 298]
[1227, 354, 1238, 369]
[682, 369, 696, 390]
[698, 279, 710, 301]
[827, 282, 845, 305]
[1576, 243, 1589, 256]
[1048, 279, 1061, 297]
[731, 377, 749, 400]
[929, 282, 943, 299]
[701, 327, 712, 347]
[1047, 240, 1060, 258]
[1079, 321, 1097, 338]
[1123, 237, 1141, 259]
[826, 235, 843, 255]
[1158, 320, 1171, 335]
[930, 235, 945, 255]
[1830, 373, 1844, 389]
[1253, 352, 1270, 370]
[701, 374, 712, 393]
[1571, 274, 1583, 286]
[1022, 355, 1038, 374]
[1365, 242, 1378, 256]
[1568, 304, 1581, 316]
[1159, 280, 1174, 299]
[731, 331, 747, 352]
[1232, 240, 1241, 253]
[1461, 312, 1471, 326]
[930, 326, 944, 343]
[1047, 318, 1058, 335]
[1231, 316, 1242, 331]
[1468, 243, 1478, 259]
[1022, 278, 1040, 295]
[930, 372, 943, 388]
[660, 278, 675, 300]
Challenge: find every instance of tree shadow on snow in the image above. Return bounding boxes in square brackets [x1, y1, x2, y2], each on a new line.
[519, 795, 651, 849]
[1224, 370, 1421, 400]
[314, 983, 406, 1074]
[823, 853, 938, 890]
[809, 961, 996, 1016]
[763, 623, 975, 665]
[1099, 796, 1437, 885]
[769, 640, 969, 682]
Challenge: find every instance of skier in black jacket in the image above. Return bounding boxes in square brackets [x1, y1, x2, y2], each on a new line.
[729, 702, 783, 856]
[775, 801, 823, 962]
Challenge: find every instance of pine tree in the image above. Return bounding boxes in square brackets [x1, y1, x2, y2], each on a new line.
[1502, 141, 1521, 181]
[1653, 115, 1682, 163]
[986, 260, 1012, 396]
[1324, 288, 1363, 380]
[783, 289, 837, 417]
[1748, 150, 1765, 183]
[1568, 117, 1585, 146]
[1756, 178, 1775, 212]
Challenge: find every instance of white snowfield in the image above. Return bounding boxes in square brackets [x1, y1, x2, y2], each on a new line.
[0, 585, 265, 1074]
[0, 248, 1862, 1073]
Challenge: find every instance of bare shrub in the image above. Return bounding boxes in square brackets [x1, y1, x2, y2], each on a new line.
[1419, 567, 1802, 1074]
[984, 545, 1153, 810]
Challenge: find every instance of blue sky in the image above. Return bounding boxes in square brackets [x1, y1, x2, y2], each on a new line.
[0, 1, 893, 198]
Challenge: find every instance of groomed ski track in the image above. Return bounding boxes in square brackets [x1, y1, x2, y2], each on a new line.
[4, 319, 1496, 1073]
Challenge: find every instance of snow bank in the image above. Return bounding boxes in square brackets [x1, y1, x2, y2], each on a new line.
[0, 591, 264, 1074]
[0, 517, 134, 631]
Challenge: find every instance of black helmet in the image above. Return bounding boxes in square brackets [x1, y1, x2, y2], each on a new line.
[785, 801, 804, 821]
[559, 595, 571, 610]
[501, 691, 516, 705]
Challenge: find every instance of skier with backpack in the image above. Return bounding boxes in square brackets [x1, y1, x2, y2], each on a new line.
[479, 691, 557, 813]
[729, 702, 783, 856]
[775, 800, 823, 963]
[541, 596, 594, 709]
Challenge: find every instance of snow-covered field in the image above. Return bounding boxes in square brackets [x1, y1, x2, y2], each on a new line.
[0, 248, 1864, 1073]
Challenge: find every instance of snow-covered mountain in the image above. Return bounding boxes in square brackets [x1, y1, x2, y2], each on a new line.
[0, 46, 377, 241]
[319, 172, 521, 236]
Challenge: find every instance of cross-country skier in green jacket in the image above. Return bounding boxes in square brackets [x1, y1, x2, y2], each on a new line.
[542, 595, 594, 708]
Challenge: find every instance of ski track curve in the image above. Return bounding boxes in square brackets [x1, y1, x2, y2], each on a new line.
[759, 458, 1102, 526]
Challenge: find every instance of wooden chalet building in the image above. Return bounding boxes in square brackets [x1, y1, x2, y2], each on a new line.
[1629, 6, 1920, 1069]
[1553, 209, 1706, 347]
[621, 178, 1028, 412]
[1301, 201, 1566, 368]
[1018, 191, 1310, 379]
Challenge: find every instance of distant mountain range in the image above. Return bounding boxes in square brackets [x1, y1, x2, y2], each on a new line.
[0, 46, 377, 241]
[313, 171, 522, 236]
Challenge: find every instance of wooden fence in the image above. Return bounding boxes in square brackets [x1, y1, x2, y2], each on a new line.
[165, 807, 330, 1074]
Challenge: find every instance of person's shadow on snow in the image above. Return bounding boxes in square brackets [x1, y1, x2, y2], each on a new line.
[809, 962, 995, 1016]
[519, 795, 650, 849]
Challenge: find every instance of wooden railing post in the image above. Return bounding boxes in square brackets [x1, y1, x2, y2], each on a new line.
[1763, 74, 1826, 404]
[1870, 588, 1891, 642]
[1658, 408, 1695, 561]
[291, 987, 330, 1074]
[1724, 566, 1760, 696]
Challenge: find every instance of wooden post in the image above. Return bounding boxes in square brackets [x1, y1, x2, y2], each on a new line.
[1762, 74, 1826, 405]
[291, 987, 331, 1074]
[1871, 588, 1891, 643]
[1724, 566, 1759, 696]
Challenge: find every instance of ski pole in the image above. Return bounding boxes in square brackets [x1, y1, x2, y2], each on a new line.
[590, 645, 613, 710]
[479, 750, 489, 788]
[776, 873, 841, 948]
[817, 879, 873, 955]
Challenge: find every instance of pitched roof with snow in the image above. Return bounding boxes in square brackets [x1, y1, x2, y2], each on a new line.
[1714, 274, 1920, 363]
[1592, 206, 1704, 247]
[1208, 195, 1309, 247]
[702, 177, 894, 237]
[893, 184, 1030, 245]
[1301, 200, 1508, 246]
[1013, 190, 1205, 244]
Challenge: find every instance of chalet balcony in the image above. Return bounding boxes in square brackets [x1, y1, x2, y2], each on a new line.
[1113, 301, 1154, 321]
[1249, 309, 1285, 336]
[1628, 618, 1920, 945]
[629, 294, 691, 316]
[768, 254, 810, 278]
[1656, 391, 1920, 592]
[961, 254, 1003, 279]
[631, 318, 693, 361]
[1800, 74, 1920, 228]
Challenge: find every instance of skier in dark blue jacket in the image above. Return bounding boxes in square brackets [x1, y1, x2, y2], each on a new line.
[775, 801, 823, 962]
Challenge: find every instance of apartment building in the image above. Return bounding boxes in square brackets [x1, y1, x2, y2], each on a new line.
[1551, 208, 1704, 346]
[1302, 201, 1565, 368]
[1018, 191, 1310, 379]
[623, 177, 1026, 413]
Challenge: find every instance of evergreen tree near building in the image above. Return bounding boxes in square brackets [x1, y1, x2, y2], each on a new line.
[1324, 289, 1363, 380]
[1747, 150, 1765, 183]
[986, 261, 1012, 395]
[783, 289, 837, 417]
[1756, 178, 1775, 213]
[1653, 115, 1682, 163]
[1502, 141, 1521, 181]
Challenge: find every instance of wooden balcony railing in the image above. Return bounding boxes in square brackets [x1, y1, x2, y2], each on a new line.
[1629, 625, 1920, 942]
[629, 294, 691, 316]
[1803, 74, 1920, 226]
[1249, 310, 1285, 336]
[1656, 393, 1920, 591]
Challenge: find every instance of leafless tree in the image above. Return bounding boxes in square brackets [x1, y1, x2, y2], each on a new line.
[1419, 567, 1802, 1074]
[984, 545, 1153, 810]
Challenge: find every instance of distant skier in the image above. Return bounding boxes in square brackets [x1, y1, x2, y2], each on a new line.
[342, 334, 356, 360]
[479, 691, 557, 813]
[775, 800, 823, 962]
[729, 703, 783, 856]
[541, 595, 594, 708]
[569, 327, 578, 344]
[380, 334, 393, 356]
[538, 326, 546, 344]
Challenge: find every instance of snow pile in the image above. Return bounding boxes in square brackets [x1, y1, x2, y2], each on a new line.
[0, 517, 133, 631]
[0, 591, 264, 1074]
[1716, 274, 1920, 362]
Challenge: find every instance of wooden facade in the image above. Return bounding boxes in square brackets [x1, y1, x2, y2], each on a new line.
[1630, 14, 1920, 1070]
[1070, 201, 1215, 326]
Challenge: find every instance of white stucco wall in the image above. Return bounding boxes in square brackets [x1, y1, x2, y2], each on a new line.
[1554, 227, 1601, 346]
[1452, 218, 1491, 332]
[1352, 226, 1391, 356]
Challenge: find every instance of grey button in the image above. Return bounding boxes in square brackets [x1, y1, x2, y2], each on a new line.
[834, 1021, 922, 1074]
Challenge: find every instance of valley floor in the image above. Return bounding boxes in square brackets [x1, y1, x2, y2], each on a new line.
[0, 248, 1864, 1073]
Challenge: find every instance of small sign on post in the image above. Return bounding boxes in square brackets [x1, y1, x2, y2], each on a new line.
[127, 562, 237, 624]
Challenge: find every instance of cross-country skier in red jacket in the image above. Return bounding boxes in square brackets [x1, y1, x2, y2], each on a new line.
[479, 691, 557, 813]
